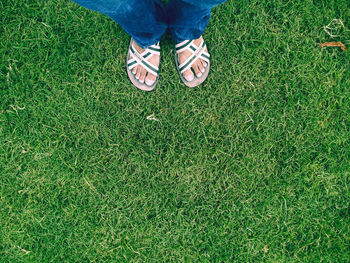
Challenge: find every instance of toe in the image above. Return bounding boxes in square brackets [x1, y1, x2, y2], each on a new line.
[199, 60, 205, 72]
[193, 63, 202, 78]
[135, 67, 141, 80]
[183, 68, 194, 82]
[145, 73, 156, 86]
[139, 69, 146, 83]
[132, 66, 137, 75]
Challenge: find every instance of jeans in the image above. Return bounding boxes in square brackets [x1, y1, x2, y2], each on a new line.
[71, 0, 226, 49]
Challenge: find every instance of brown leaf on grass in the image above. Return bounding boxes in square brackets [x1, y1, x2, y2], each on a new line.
[319, 42, 347, 51]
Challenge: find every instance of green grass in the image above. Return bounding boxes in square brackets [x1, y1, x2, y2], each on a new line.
[1, 0, 349, 261]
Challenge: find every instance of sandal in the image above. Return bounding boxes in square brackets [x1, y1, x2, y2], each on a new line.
[175, 38, 210, 88]
[126, 39, 161, 91]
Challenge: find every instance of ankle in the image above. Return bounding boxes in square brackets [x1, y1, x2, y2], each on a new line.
[133, 41, 145, 54]
[193, 36, 203, 46]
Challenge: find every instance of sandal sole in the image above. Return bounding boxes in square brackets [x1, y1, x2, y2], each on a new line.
[174, 44, 210, 88]
[126, 39, 160, 91]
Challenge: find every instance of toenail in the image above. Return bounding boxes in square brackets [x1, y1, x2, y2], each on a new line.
[201, 67, 205, 73]
[185, 74, 194, 81]
[196, 72, 202, 78]
[145, 78, 155, 86]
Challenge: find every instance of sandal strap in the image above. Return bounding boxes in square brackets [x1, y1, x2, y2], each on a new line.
[127, 41, 160, 75]
[176, 39, 210, 74]
[175, 40, 193, 53]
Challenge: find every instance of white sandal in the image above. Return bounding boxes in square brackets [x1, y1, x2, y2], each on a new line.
[175, 38, 210, 87]
[126, 39, 161, 91]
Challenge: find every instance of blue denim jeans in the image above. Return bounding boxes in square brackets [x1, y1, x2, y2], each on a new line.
[71, 0, 226, 48]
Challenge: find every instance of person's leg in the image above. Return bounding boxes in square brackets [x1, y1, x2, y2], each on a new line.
[72, 0, 167, 48]
[71, 0, 167, 87]
[167, 0, 226, 44]
[167, 0, 226, 82]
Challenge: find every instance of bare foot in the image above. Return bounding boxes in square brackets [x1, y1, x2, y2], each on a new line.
[130, 41, 160, 86]
[177, 36, 208, 82]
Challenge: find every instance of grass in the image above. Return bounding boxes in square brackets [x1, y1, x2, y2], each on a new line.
[1, 0, 349, 261]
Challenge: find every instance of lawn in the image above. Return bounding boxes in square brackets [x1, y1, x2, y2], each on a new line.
[1, 0, 349, 261]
